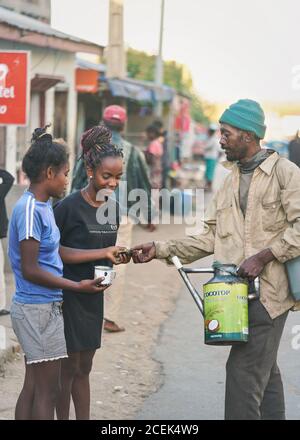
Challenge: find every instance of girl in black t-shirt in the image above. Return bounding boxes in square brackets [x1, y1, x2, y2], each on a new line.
[54, 125, 130, 420]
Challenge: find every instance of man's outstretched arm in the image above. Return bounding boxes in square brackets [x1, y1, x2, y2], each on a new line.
[132, 195, 217, 264]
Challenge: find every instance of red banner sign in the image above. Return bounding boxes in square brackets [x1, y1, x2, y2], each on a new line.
[76, 68, 99, 93]
[0, 51, 30, 126]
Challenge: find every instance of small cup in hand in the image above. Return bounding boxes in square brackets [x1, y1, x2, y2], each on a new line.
[94, 266, 116, 285]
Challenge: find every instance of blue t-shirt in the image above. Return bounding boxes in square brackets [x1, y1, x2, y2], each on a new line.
[8, 190, 63, 304]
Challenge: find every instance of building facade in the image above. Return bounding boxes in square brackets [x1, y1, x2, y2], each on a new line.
[0, 4, 103, 180]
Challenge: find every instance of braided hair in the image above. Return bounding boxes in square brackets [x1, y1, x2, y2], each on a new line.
[22, 125, 69, 182]
[80, 124, 123, 170]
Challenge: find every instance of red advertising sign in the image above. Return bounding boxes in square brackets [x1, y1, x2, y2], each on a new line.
[0, 51, 30, 126]
[76, 68, 99, 93]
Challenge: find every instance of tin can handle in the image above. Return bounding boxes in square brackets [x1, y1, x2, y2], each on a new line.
[171, 256, 204, 316]
[172, 256, 183, 270]
[236, 265, 260, 301]
[248, 278, 260, 301]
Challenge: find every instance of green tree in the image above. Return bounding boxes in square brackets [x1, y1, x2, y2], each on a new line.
[127, 48, 155, 82]
[127, 48, 213, 123]
[190, 92, 216, 124]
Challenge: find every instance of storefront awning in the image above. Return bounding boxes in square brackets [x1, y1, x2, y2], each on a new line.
[107, 78, 175, 103]
[31, 74, 64, 92]
[75, 57, 175, 103]
[76, 57, 106, 73]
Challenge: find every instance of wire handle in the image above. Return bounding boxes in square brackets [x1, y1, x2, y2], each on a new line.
[172, 256, 183, 269]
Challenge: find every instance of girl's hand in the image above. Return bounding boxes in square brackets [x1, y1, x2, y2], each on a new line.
[77, 277, 109, 293]
[105, 246, 132, 265]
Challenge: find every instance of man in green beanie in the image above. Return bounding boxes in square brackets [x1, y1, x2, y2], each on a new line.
[132, 99, 300, 419]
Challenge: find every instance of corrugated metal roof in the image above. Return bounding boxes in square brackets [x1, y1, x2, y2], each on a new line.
[76, 56, 106, 72]
[0, 6, 103, 47]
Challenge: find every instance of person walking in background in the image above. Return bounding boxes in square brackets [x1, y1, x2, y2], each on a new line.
[72, 105, 155, 333]
[8, 127, 118, 420]
[145, 124, 164, 229]
[132, 99, 300, 420]
[203, 123, 220, 191]
[153, 119, 169, 188]
[0, 168, 14, 316]
[54, 124, 131, 420]
[145, 124, 164, 190]
[173, 132, 182, 166]
[288, 130, 300, 167]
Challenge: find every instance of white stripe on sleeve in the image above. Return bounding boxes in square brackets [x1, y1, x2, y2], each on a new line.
[29, 198, 36, 238]
[25, 195, 32, 240]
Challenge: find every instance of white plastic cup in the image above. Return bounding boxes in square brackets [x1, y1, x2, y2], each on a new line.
[94, 266, 116, 285]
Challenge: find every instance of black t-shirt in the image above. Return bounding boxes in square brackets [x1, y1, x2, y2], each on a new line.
[54, 191, 119, 285]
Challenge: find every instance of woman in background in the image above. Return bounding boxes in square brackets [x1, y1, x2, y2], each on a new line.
[145, 124, 164, 191]
[145, 124, 164, 230]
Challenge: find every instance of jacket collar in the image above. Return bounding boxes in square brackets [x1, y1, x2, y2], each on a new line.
[221, 151, 279, 176]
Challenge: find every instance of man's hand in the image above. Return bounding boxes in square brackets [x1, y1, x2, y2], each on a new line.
[237, 248, 275, 280]
[132, 242, 156, 263]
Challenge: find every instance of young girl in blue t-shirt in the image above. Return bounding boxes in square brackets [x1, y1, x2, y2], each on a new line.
[8, 127, 128, 420]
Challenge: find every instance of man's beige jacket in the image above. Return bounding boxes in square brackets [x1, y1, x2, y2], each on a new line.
[156, 152, 300, 318]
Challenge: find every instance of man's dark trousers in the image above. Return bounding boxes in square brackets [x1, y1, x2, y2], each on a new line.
[225, 299, 288, 420]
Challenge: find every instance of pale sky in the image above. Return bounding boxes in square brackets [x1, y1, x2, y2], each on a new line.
[51, 0, 300, 104]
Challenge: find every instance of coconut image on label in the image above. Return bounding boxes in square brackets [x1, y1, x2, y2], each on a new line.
[207, 319, 220, 332]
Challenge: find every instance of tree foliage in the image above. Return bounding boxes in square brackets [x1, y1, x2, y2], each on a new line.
[127, 48, 213, 123]
[127, 48, 155, 82]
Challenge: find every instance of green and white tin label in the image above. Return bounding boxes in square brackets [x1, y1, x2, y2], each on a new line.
[203, 282, 248, 344]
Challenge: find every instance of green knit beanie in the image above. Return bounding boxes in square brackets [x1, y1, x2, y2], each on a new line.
[219, 99, 266, 139]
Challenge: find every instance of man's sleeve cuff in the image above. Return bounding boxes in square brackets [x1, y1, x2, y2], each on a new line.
[269, 242, 289, 263]
[154, 241, 170, 259]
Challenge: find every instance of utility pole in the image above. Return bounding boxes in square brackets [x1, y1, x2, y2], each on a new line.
[154, 0, 165, 118]
[106, 0, 126, 79]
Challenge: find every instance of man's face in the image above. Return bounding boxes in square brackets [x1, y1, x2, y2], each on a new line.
[219, 123, 249, 162]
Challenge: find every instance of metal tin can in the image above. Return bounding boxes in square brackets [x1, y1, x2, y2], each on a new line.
[203, 264, 249, 345]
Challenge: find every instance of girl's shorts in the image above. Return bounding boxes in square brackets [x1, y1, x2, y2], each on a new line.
[11, 301, 68, 365]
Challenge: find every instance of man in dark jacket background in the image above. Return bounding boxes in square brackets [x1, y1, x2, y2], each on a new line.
[0, 169, 14, 315]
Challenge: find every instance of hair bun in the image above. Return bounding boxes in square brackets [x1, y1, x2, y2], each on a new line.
[31, 125, 52, 143]
[81, 124, 112, 154]
[80, 130, 93, 154]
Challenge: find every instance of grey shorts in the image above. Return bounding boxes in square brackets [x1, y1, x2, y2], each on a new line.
[11, 301, 68, 365]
